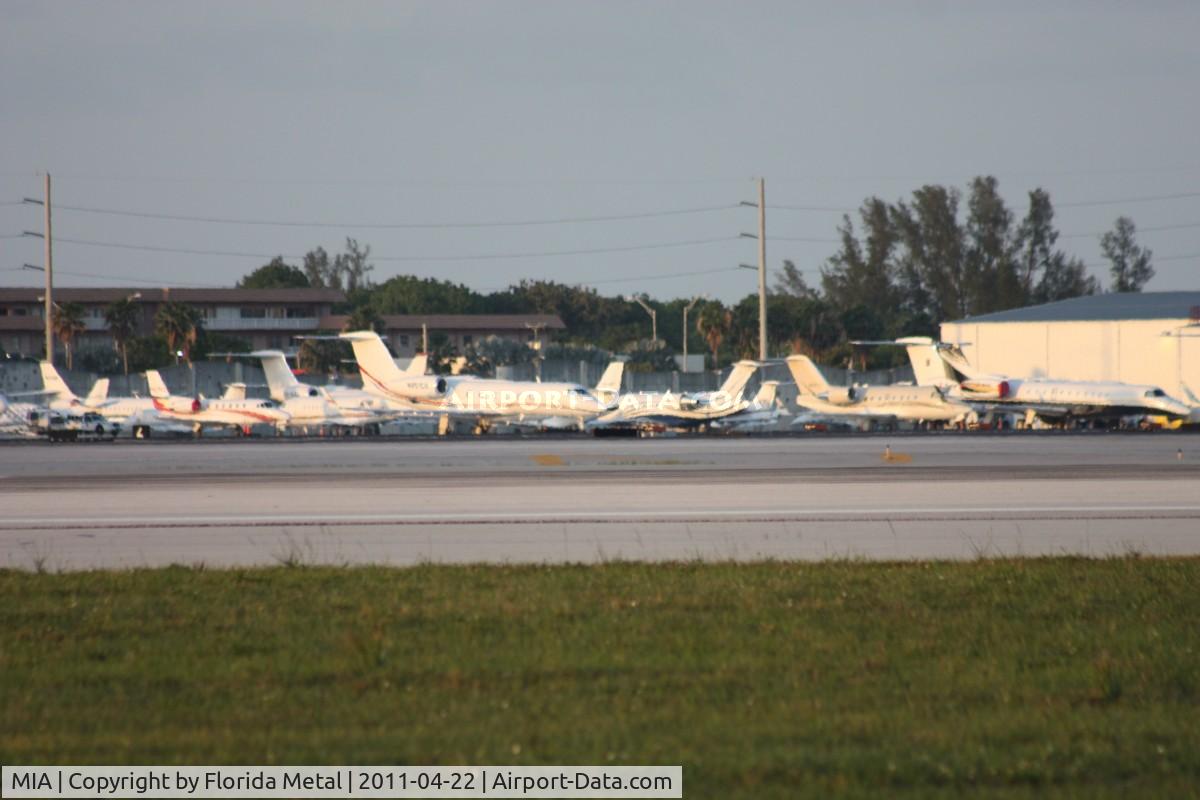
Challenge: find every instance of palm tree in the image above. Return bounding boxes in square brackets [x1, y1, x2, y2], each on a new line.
[51, 302, 87, 369]
[695, 302, 731, 370]
[104, 297, 140, 375]
[154, 301, 202, 364]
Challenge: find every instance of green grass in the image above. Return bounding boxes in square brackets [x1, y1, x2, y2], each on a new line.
[2, 558, 1198, 798]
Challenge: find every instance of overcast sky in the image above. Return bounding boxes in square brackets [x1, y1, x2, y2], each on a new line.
[2, 1, 1198, 302]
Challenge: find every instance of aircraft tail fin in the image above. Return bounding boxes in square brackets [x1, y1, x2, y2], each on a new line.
[935, 343, 984, 381]
[595, 361, 625, 402]
[751, 380, 779, 408]
[222, 383, 247, 401]
[39, 361, 77, 402]
[718, 360, 759, 400]
[145, 370, 171, 399]
[402, 353, 428, 376]
[895, 336, 959, 387]
[785, 355, 830, 396]
[340, 331, 406, 391]
[251, 350, 300, 401]
[84, 378, 110, 406]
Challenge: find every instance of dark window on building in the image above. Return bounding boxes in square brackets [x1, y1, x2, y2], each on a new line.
[240, 307, 267, 319]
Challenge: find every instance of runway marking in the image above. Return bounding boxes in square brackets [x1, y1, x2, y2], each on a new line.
[4, 505, 1200, 531]
[529, 454, 565, 467]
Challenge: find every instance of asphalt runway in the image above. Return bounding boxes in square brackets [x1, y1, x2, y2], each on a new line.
[2, 435, 1198, 569]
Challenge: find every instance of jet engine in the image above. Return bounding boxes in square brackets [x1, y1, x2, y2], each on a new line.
[823, 387, 858, 405]
[396, 376, 448, 400]
[158, 396, 203, 414]
[959, 379, 1010, 399]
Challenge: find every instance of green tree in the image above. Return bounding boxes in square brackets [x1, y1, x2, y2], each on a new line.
[343, 305, 384, 334]
[1102, 217, 1154, 292]
[695, 301, 731, 368]
[51, 301, 87, 369]
[820, 198, 900, 320]
[370, 275, 481, 315]
[964, 176, 1022, 313]
[154, 301, 203, 364]
[893, 185, 966, 321]
[302, 247, 337, 290]
[773, 259, 815, 298]
[297, 337, 348, 377]
[103, 297, 140, 375]
[238, 257, 310, 289]
[336, 238, 375, 293]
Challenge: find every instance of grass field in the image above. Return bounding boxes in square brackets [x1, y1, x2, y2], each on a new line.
[1, 558, 1198, 798]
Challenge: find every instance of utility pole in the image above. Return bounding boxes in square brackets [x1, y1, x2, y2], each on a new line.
[739, 177, 768, 360]
[421, 323, 428, 353]
[22, 173, 53, 364]
[41, 173, 53, 364]
[757, 177, 766, 361]
[682, 295, 703, 371]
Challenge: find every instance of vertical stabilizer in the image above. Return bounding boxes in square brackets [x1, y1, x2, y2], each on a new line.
[252, 351, 300, 401]
[84, 378, 110, 406]
[595, 361, 625, 403]
[784, 356, 830, 396]
[145, 370, 171, 399]
[717, 360, 759, 400]
[39, 361, 77, 402]
[402, 353, 428, 376]
[222, 383, 247, 401]
[895, 337, 958, 387]
[341, 331, 406, 392]
[751, 380, 779, 408]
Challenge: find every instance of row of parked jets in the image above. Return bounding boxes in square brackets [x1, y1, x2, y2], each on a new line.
[1, 332, 1194, 439]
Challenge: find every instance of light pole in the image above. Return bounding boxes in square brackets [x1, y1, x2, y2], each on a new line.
[626, 294, 657, 345]
[682, 295, 703, 371]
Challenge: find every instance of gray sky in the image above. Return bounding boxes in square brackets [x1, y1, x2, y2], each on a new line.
[2, 1, 1198, 302]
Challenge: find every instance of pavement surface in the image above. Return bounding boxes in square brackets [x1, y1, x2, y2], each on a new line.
[2, 434, 1198, 569]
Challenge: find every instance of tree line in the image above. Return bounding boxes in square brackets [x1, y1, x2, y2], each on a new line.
[42, 177, 1155, 374]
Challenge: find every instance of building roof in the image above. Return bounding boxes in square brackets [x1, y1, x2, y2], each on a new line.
[0, 287, 346, 304]
[953, 291, 1200, 324]
[319, 313, 566, 332]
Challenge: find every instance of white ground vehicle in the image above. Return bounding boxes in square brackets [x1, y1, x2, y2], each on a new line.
[30, 410, 121, 442]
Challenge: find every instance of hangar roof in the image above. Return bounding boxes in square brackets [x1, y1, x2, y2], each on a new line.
[954, 291, 1200, 323]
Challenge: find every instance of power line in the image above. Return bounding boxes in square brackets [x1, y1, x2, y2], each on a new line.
[53, 202, 741, 229]
[1, 265, 226, 287]
[771, 203, 856, 213]
[1056, 191, 1200, 208]
[1060, 220, 1200, 239]
[51, 234, 739, 261]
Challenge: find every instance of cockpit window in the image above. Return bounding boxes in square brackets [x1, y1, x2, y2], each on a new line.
[1145, 389, 1166, 398]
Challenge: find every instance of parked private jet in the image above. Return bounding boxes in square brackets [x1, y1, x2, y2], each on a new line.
[341, 330, 620, 430]
[896, 337, 1192, 426]
[145, 370, 290, 434]
[35, 362, 192, 438]
[586, 360, 761, 434]
[786, 355, 974, 429]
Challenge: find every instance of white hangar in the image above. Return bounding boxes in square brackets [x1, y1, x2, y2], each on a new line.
[940, 291, 1200, 403]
